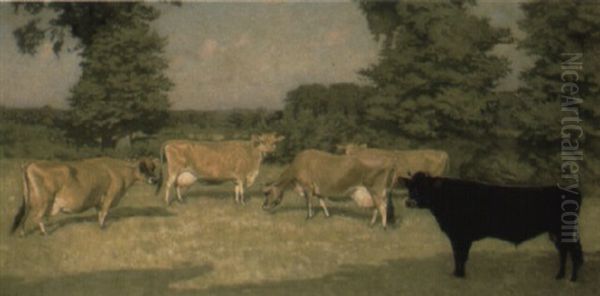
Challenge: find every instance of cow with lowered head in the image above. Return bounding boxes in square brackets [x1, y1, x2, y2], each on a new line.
[262, 149, 397, 228]
[404, 172, 583, 281]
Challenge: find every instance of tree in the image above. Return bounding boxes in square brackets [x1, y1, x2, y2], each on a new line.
[275, 83, 375, 161]
[512, 0, 600, 181]
[13, 3, 173, 148]
[518, 0, 600, 146]
[358, 1, 512, 139]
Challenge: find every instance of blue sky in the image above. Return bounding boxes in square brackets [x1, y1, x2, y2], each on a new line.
[0, 1, 531, 110]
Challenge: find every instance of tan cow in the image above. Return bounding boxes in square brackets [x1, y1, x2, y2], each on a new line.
[338, 144, 449, 178]
[158, 133, 284, 205]
[262, 149, 397, 228]
[11, 157, 160, 236]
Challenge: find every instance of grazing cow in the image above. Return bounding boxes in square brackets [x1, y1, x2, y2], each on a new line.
[404, 172, 584, 281]
[11, 157, 160, 236]
[158, 133, 284, 205]
[337, 144, 449, 177]
[262, 149, 397, 228]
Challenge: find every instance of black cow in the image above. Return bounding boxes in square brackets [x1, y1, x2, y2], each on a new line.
[404, 172, 584, 281]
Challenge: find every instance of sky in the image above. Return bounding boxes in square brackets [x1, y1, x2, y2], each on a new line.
[0, 1, 532, 110]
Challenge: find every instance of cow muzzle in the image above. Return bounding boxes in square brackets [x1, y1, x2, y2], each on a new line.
[262, 199, 281, 211]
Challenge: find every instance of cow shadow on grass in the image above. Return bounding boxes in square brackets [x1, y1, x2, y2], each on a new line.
[183, 189, 235, 200]
[0, 264, 212, 296]
[182, 188, 264, 202]
[45, 206, 176, 234]
[196, 251, 598, 296]
[269, 204, 405, 227]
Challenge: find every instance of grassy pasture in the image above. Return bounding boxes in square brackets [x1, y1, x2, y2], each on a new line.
[0, 159, 598, 295]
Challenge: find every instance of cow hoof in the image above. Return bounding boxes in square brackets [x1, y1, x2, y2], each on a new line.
[453, 271, 466, 278]
[555, 272, 565, 280]
[569, 276, 578, 282]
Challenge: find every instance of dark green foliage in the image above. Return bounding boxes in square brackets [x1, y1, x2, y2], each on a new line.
[13, 3, 173, 149]
[359, 1, 511, 139]
[67, 12, 172, 147]
[13, 2, 157, 55]
[274, 83, 376, 161]
[518, 0, 600, 144]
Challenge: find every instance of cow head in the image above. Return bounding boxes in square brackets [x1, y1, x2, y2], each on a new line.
[136, 158, 161, 185]
[404, 172, 435, 209]
[262, 183, 284, 210]
[252, 133, 285, 154]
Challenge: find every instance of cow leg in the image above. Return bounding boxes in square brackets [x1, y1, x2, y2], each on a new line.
[176, 185, 187, 203]
[30, 205, 48, 236]
[554, 242, 568, 280]
[450, 239, 472, 278]
[38, 222, 47, 236]
[234, 183, 241, 204]
[304, 190, 314, 219]
[372, 193, 387, 229]
[569, 241, 584, 281]
[378, 200, 387, 229]
[164, 175, 177, 206]
[370, 209, 378, 226]
[97, 200, 113, 229]
[239, 182, 246, 205]
[98, 210, 108, 229]
[318, 197, 330, 217]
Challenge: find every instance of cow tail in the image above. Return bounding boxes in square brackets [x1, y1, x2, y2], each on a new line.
[443, 152, 450, 175]
[11, 164, 30, 234]
[155, 144, 166, 195]
[386, 190, 395, 225]
[386, 168, 396, 225]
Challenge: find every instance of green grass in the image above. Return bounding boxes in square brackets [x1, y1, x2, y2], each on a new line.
[0, 159, 599, 295]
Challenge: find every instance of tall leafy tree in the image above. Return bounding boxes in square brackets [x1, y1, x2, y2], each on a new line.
[13, 3, 173, 148]
[518, 0, 600, 146]
[515, 0, 600, 181]
[359, 1, 511, 139]
[276, 83, 374, 161]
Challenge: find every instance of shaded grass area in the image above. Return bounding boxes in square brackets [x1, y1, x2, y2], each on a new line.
[0, 159, 599, 295]
[201, 252, 600, 296]
[0, 265, 212, 296]
[1, 252, 599, 296]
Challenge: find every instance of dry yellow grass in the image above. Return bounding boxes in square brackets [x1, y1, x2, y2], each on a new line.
[0, 159, 598, 295]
